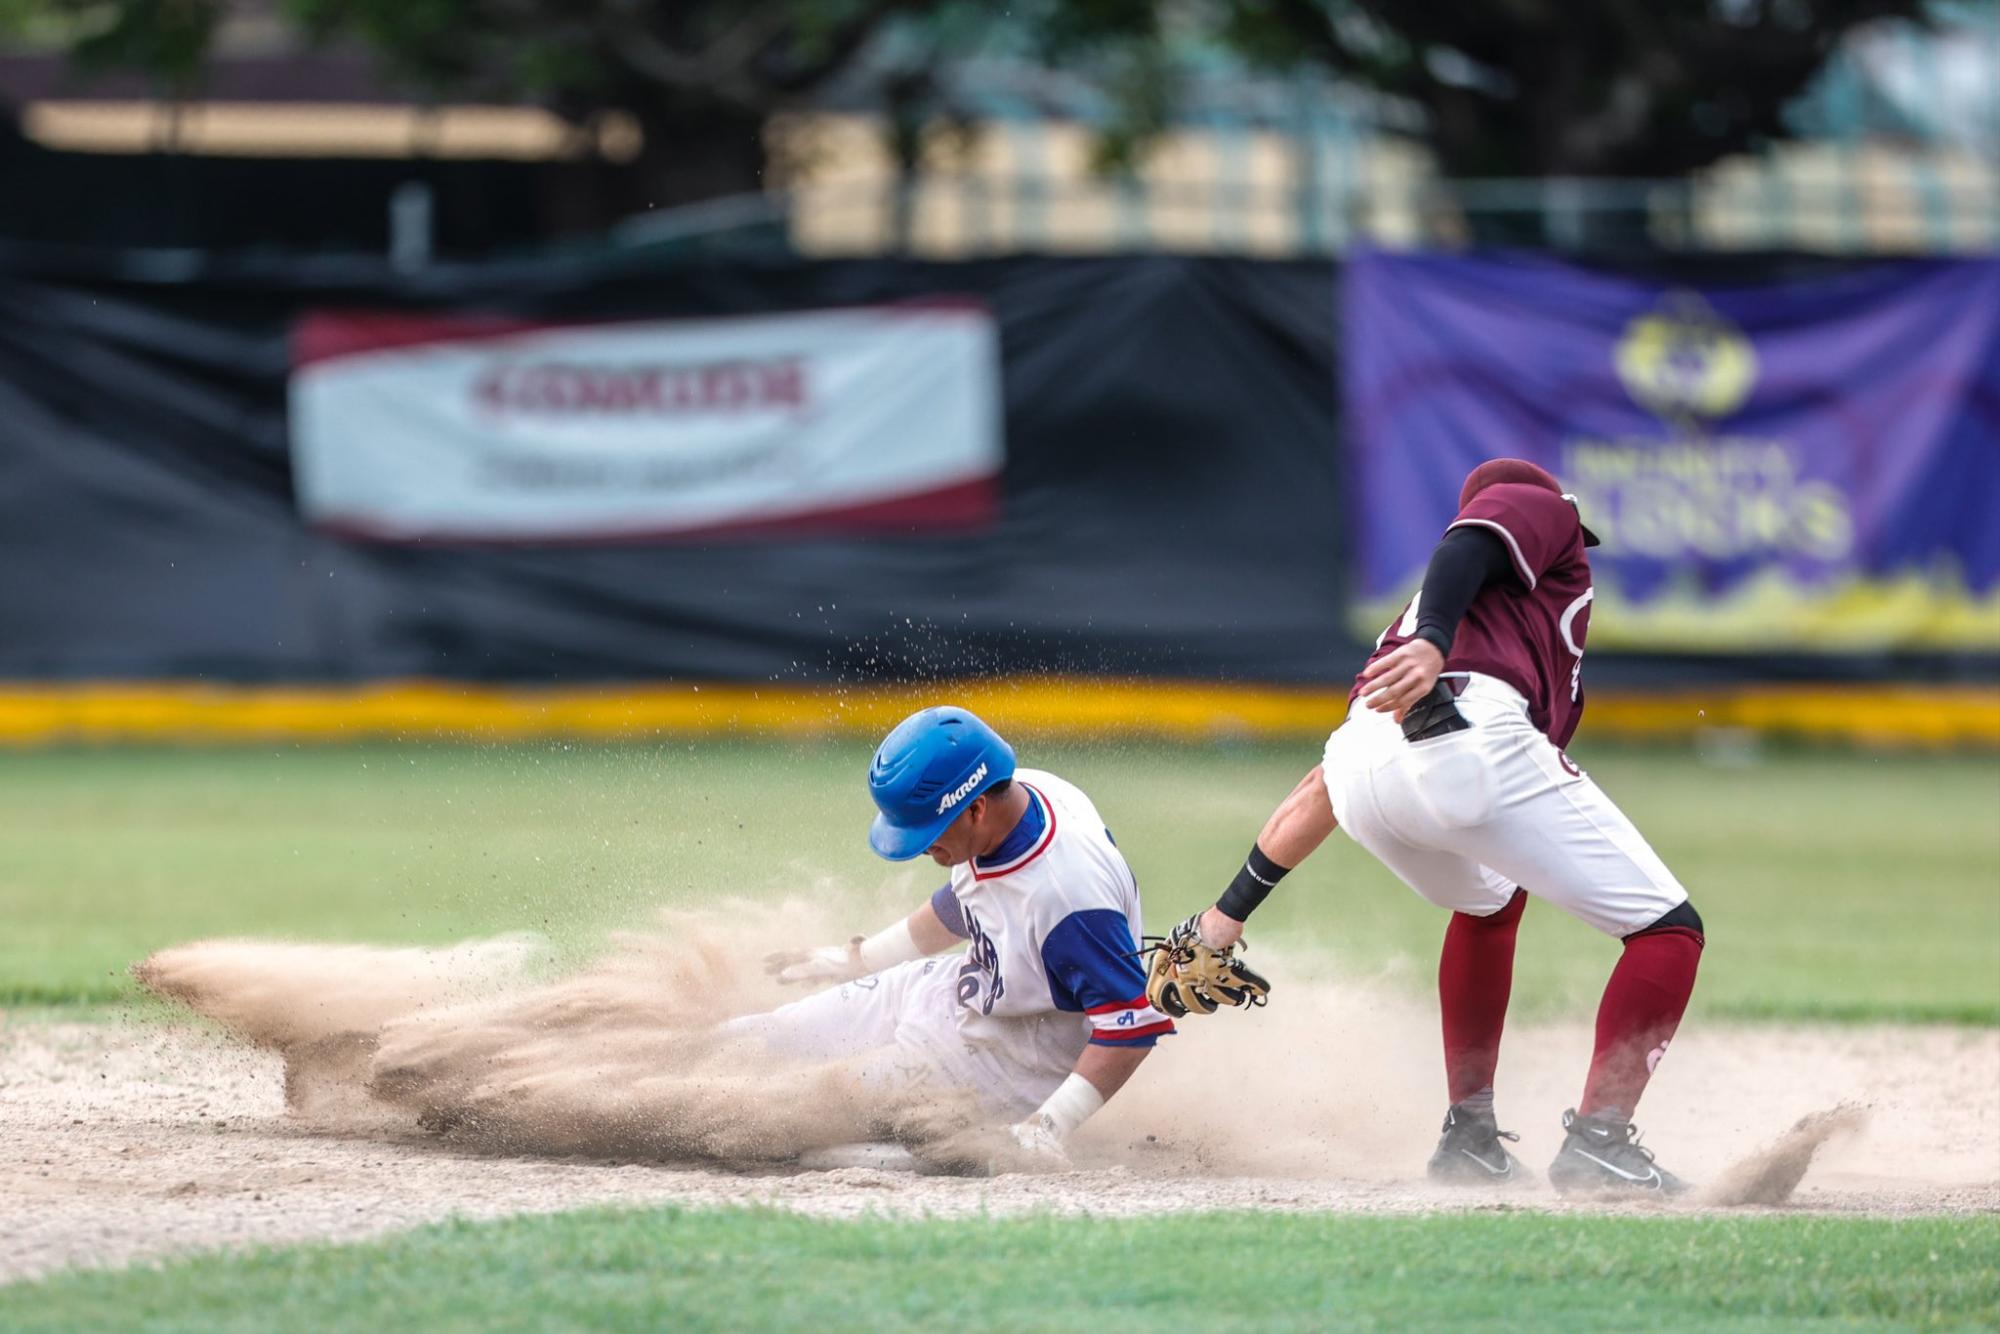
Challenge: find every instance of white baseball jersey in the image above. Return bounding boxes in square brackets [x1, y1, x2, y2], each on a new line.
[930, 768, 1175, 1071]
[725, 767, 1173, 1116]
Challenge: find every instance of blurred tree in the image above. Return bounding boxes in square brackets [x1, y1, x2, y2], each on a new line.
[1208, 0, 1929, 181]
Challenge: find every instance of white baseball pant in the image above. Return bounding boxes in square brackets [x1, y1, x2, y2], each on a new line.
[722, 956, 1067, 1118]
[1322, 672, 1689, 936]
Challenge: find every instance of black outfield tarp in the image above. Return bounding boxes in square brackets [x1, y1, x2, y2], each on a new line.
[0, 254, 1350, 684]
[3, 248, 1988, 688]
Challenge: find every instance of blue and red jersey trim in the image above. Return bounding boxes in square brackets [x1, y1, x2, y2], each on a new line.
[1084, 992, 1175, 1045]
[971, 783, 1058, 881]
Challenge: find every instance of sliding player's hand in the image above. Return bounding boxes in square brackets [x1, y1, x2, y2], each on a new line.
[763, 938, 863, 985]
[1008, 1115, 1071, 1164]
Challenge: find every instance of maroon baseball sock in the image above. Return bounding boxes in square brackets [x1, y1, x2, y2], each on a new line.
[1439, 888, 1528, 1106]
[1578, 926, 1705, 1120]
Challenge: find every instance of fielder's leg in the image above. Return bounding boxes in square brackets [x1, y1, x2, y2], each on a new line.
[1427, 887, 1531, 1183]
[1438, 888, 1527, 1115]
[1431, 746, 1705, 1154]
[1321, 721, 1528, 1181]
[1386, 701, 1703, 1194]
[1581, 901, 1706, 1123]
[1540, 903, 1706, 1194]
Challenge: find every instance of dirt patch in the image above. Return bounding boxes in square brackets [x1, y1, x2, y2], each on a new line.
[1700, 1104, 1871, 1207]
[4, 914, 1996, 1284]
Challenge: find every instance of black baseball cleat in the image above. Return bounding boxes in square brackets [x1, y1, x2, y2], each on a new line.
[1548, 1108, 1690, 1197]
[1426, 1102, 1525, 1184]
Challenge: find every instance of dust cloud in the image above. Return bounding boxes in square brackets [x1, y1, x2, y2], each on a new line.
[136, 901, 992, 1171]
[134, 907, 1961, 1199]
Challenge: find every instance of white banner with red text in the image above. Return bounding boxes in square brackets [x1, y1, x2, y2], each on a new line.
[289, 304, 1001, 541]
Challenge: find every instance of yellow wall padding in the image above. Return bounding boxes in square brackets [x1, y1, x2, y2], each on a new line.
[0, 680, 1991, 748]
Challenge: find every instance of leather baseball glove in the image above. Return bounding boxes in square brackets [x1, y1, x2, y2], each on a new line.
[1143, 914, 1272, 1017]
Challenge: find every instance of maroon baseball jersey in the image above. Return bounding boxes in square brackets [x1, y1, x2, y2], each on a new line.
[1357, 482, 1595, 747]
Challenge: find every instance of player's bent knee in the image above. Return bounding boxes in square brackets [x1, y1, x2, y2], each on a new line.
[1629, 899, 1704, 940]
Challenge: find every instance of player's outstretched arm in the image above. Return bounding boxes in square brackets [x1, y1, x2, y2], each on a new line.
[764, 901, 957, 986]
[1010, 1044, 1151, 1160]
[1195, 765, 1338, 950]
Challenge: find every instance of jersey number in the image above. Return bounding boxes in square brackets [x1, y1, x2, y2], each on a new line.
[1559, 588, 1593, 701]
[957, 910, 1006, 1016]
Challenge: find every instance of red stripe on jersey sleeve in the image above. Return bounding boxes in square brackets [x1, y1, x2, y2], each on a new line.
[1089, 1020, 1176, 1043]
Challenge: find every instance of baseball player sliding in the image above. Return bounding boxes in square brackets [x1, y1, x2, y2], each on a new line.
[1176, 458, 1706, 1194]
[745, 705, 1181, 1164]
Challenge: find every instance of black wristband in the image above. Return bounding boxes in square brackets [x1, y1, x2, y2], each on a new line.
[1216, 843, 1291, 922]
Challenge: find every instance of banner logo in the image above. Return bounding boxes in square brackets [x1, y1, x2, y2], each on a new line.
[1614, 293, 1757, 425]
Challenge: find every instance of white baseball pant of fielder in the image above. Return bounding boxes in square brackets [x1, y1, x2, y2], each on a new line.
[1322, 671, 1690, 937]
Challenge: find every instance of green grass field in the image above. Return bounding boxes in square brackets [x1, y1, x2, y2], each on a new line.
[1, 740, 1995, 1022]
[5, 1206, 1996, 1332]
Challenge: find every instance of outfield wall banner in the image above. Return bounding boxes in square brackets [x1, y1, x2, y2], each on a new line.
[1345, 251, 2000, 652]
[290, 304, 1002, 541]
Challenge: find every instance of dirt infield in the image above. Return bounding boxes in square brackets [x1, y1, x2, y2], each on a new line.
[8, 910, 1997, 1282]
[5, 1005, 1994, 1284]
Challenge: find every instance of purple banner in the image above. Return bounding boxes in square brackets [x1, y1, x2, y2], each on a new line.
[1343, 250, 2000, 651]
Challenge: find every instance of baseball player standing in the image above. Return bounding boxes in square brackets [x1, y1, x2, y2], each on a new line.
[748, 705, 1173, 1162]
[1186, 458, 1705, 1194]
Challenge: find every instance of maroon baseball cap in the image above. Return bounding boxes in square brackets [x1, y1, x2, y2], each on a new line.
[1460, 458, 1602, 547]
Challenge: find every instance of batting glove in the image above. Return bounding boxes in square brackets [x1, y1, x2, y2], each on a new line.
[763, 938, 863, 986]
[1008, 1115, 1072, 1164]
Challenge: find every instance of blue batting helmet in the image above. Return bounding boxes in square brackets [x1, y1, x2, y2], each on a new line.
[866, 706, 1016, 861]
